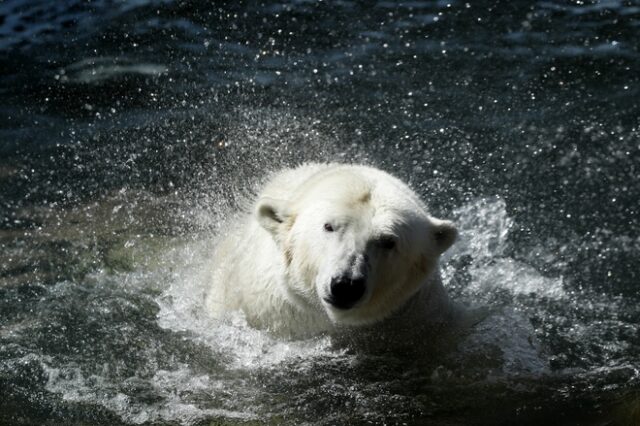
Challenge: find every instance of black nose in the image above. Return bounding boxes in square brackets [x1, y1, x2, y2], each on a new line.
[327, 276, 366, 310]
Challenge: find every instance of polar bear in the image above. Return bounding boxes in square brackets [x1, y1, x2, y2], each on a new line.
[205, 163, 458, 339]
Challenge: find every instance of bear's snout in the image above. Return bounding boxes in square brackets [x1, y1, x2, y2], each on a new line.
[326, 275, 366, 310]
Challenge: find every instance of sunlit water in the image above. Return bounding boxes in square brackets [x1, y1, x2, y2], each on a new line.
[1, 1, 639, 425]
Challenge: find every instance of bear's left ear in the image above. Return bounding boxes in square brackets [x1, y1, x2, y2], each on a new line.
[256, 196, 291, 236]
[431, 219, 457, 254]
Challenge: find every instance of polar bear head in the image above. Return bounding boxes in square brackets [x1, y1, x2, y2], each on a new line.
[256, 166, 457, 327]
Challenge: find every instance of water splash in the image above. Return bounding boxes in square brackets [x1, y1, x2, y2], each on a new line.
[443, 197, 565, 301]
[155, 237, 341, 369]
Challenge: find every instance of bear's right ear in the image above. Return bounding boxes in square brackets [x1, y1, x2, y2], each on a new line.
[256, 197, 291, 236]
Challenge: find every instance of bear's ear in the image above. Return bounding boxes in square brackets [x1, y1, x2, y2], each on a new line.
[256, 197, 291, 236]
[431, 219, 457, 254]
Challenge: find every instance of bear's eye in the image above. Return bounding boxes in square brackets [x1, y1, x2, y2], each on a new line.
[323, 223, 334, 232]
[377, 236, 396, 250]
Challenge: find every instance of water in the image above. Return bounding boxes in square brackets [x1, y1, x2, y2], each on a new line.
[1, 0, 639, 424]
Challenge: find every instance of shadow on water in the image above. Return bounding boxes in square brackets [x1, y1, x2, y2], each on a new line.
[1, 0, 639, 425]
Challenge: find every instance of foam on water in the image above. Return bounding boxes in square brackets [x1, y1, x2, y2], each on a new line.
[44, 361, 256, 424]
[27, 193, 563, 424]
[34, 259, 264, 425]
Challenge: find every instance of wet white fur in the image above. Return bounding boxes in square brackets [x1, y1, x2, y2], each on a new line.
[205, 163, 457, 339]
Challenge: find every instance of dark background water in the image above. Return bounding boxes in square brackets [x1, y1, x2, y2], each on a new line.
[1, 1, 639, 425]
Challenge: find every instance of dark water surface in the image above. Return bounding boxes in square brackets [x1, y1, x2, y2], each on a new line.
[1, 1, 639, 425]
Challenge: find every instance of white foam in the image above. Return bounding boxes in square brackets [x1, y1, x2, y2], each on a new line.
[44, 361, 255, 425]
